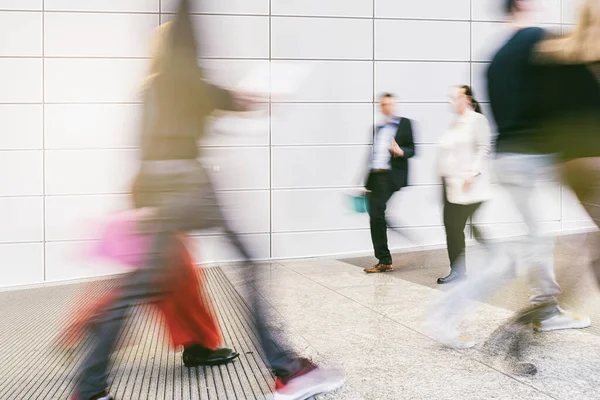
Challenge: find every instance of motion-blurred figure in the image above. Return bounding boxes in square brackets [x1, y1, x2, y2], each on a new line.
[427, 0, 590, 358]
[363, 93, 416, 273]
[71, 1, 345, 399]
[436, 85, 491, 285]
[482, 0, 600, 374]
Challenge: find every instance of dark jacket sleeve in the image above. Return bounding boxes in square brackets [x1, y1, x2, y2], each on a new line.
[397, 118, 415, 158]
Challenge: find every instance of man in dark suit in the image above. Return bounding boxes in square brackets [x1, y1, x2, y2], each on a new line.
[364, 93, 415, 273]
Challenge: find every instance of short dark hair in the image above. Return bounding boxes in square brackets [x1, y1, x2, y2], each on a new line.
[380, 93, 395, 100]
[504, 0, 517, 14]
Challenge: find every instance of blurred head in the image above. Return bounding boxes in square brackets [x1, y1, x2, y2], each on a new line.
[379, 93, 396, 118]
[504, 0, 534, 17]
[450, 85, 483, 115]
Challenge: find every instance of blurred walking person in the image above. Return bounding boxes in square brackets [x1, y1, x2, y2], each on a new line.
[363, 93, 416, 273]
[71, 1, 345, 400]
[436, 85, 491, 284]
[426, 0, 590, 353]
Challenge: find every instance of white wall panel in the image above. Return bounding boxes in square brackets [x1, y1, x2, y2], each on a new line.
[45, 104, 141, 149]
[0, 11, 42, 56]
[376, 0, 469, 20]
[272, 17, 373, 60]
[563, 0, 583, 24]
[0, 151, 43, 196]
[161, 0, 269, 15]
[409, 144, 440, 185]
[203, 147, 269, 191]
[472, 22, 512, 62]
[44, 59, 149, 103]
[45, 194, 129, 241]
[474, 183, 561, 224]
[399, 104, 454, 144]
[273, 61, 373, 102]
[161, 14, 269, 59]
[376, 20, 470, 61]
[190, 233, 270, 263]
[216, 190, 270, 234]
[272, 103, 374, 146]
[0, 0, 41, 10]
[0, 243, 44, 287]
[44, 13, 158, 57]
[0, 105, 43, 150]
[272, 146, 371, 189]
[0, 197, 43, 243]
[376, 62, 470, 102]
[272, 0, 373, 18]
[45, 0, 159, 12]
[0, 59, 42, 103]
[471, 62, 490, 103]
[45, 149, 137, 195]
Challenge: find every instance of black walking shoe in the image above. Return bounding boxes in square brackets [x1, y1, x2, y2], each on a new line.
[437, 270, 466, 284]
[182, 346, 239, 367]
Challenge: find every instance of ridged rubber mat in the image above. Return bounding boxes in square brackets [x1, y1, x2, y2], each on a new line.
[0, 267, 287, 400]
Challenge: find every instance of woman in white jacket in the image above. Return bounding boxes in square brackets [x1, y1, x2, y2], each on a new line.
[437, 85, 492, 284]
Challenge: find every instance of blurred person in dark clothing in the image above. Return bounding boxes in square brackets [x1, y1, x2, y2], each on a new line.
[363, 93, 416, 274]
[71, 1, 345, 400]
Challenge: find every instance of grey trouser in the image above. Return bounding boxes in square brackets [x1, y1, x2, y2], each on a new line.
[76, 159, 300, 399]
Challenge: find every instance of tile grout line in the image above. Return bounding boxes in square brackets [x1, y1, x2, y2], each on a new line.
[42, 0, 46, 282]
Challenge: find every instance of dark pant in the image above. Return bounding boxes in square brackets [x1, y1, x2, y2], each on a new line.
[75, 160, 301, 399]
[442, 181, 482, 275]
[367, 171, 397, 265]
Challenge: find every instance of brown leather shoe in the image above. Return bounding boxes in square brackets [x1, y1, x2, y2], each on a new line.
[364, 263, 393, 273]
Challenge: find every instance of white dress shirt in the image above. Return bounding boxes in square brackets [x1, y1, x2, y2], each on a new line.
[437, 109, 492, 205]
[371, 118, 398, 170]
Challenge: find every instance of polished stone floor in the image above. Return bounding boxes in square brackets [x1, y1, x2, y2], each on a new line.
[1, 236, 599, 399]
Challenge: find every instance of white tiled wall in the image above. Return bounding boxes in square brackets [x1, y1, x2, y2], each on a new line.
[0, 0, 589, 288]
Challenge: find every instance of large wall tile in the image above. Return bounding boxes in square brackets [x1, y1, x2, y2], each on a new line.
[0, 105, 42, 150]
[272, 0, 373, 18]
[272, 17, 372, 60]
[45, 149, 137, 195]
[273, 226, 447, 259]
[203, 147, 269, 191]
[0, 151, 43, 195]
[215, 190, 270, 234]
[473, 183, 561, 224]
[376, 62, 470, 102]
[409, 144, 440, 186]
[0, 0, 41, 10]
[44, 59, 148, 103]
[398, 104, 454, 144]
[376, 20, 470, 61]
[272, 61, 373, 102]
[563, 0, 583, 24]
[471, 62, 490, 103]
[272, 103, 374, 146]
[161, 0, 269, 15]
[272, 146, 371, 189]
[473, 0, 561, 23]
[0, 197, 43, 243]
[190, 233, 270, 263]
[0, 243, 44, 287]
[45, 194, 129, 241]
[44, 13, 158, 57]
[45, 104, 141, 149]
[375, 0, 470, 20]
[0, 11, 41, 56]
[161, 14, 269, 59]
[472, 22, 512, 62]
[45, 0, 159, 12]
[0, 59, 42, 103]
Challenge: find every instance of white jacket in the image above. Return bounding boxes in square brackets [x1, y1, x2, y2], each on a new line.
[437, 109, 492, 205]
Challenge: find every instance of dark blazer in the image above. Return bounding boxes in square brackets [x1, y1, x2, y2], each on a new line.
[365, 117, 416, 191]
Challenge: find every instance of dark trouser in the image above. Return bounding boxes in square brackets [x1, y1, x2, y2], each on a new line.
[75, 160, 301, 399]
[442, 181, 482, 275]
[367, 171, 397, 265]
[561, 157, 600, 287]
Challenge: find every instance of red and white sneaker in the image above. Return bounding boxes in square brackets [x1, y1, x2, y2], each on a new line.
[273, 360, 345, 400]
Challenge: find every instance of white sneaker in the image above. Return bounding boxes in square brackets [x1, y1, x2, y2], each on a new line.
[533, 309, 591, 332]
[273, 367, 346, 400]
